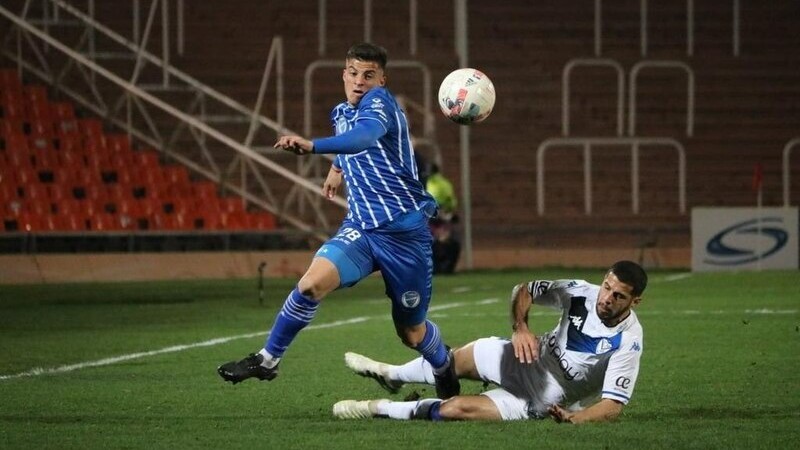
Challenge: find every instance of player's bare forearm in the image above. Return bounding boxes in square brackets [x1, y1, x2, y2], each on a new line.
[510, 283, 538, 363]
[509, 282, 531, 332]
[549, 399, 623, 424]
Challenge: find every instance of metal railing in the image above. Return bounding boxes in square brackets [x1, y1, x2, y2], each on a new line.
[1, 0, 346, 239]
[593, 0, 742, 57]
[628, 60, 695, 137]
[783, 138, 800, 207]
[562, 58, 626, 136]
[317, 0, 421, 56]
[536, 137, 686, 216]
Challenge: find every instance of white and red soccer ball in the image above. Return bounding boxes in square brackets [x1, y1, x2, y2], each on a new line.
[437, 68, 496, 125]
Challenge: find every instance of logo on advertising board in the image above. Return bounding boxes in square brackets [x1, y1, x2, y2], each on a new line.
[691, 207, 798, 272]
[704, 217, 788, 266]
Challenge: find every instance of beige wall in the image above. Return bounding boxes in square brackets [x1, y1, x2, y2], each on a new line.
[0, 247, 689, 284]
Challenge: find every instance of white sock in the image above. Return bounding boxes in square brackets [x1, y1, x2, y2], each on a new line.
[376, 400, 414, 420]
[258, 348, 280, 369]
[389, 356, 435, 385]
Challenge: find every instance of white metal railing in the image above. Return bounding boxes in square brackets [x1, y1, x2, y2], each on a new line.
[593, 0, 741, 57]
[318, 0, 420, 56]
[783, 138, 800, 207]
[628, 60, 695, 137]
[536, 137, 686, 216]
[562, 58, 625, 136]
[0, 1, 345, 239]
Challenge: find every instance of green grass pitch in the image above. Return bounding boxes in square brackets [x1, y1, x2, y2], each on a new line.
[1, 268, 798, 449]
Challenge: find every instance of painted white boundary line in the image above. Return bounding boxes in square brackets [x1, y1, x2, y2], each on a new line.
[0, 301, 479, 381]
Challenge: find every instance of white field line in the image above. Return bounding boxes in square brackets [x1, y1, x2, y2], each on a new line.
[0, 300, 480, 382]
[659, 273, 693, 282]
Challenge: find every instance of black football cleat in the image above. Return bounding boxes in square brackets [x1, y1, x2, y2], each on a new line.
[217, 353, 279, 384]
[433, 348, 460, 399]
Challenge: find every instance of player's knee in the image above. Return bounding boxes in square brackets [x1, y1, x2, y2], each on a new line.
[395, 324, 426, 348]
[396, 329, 423, 348]
[296, 278, 331, 300]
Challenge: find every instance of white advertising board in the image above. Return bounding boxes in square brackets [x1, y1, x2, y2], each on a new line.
[692, 207, 798, 271]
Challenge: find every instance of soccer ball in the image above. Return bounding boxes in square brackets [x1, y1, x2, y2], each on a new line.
[437, 68, 496, 125]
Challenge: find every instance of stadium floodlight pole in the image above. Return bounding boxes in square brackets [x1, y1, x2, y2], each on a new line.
[455, 0, 473, 269]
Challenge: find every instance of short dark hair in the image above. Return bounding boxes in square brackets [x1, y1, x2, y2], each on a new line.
[609, 260, 648, 297]
[346, 42, 388, 70]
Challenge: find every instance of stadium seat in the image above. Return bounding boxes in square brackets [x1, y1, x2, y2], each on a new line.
[51, 102, 75, 120]
[14, 211, 42, 232]
[251, 211, 277, 230]
[134, 149, 160, 168]
[4, 133, 30, 155]
[40, 214, 61, 231]
[23, 85, 48, 104]
[220, 211, 247, 230]
[47, 182, 69, 202]
[219, 197, 245, 214]
[0, 95, 24, 121]
[58, 211, 86, 231]
[28, 134, 55, 153]
[78, 119, 104, 140]
[50, 167, 73, 186]
[0, 69, 22, 92]
[14, 167, 39, 185]
[88, 213, 119, 231]
[21, 182, 49, 201]
[191, 180, 218, 200]
[150, 212, 178, 230]
[28, 117, 55, 139]
[0, 118, 24, 136]
[55, 198, 82, 215]
[24, 198, 52, 215]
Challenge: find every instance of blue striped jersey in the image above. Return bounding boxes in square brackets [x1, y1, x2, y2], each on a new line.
[328, 87, 435, 229]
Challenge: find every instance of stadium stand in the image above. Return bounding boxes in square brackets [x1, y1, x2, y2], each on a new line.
[2, 0, 799, 267]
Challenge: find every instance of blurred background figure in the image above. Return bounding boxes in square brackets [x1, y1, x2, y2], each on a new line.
[426, 164, 460, 274]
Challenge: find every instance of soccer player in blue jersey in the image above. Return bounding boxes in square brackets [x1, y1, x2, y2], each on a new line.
[333, 261, 647, 423]
[217, 42, 460, 399]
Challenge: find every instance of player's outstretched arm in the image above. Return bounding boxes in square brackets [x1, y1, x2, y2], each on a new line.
[548, 399, 623, 424]
[322, 166, 343, 199]
[509, 283, 539, 364]
[274, 135, 313, 155]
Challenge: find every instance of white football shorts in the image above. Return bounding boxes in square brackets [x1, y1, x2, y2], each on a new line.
[473, 337, 564, 420]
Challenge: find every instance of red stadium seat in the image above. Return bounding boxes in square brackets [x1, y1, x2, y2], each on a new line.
[28, 134, 55, 152]
[219, 197, 246, 214]
[0, 118, 24, 136]
[134, 150, 160, 168]
[78, 119, 103, 140]
[4, 133, 30, 155]
[40, 214, 61, 231]
[47, 182, 69, 202]
[192, 181, 218, 200]
[0, 69, 22, 92]
[24, 198, 51, 215]
[55, 198, 82, 215]
[15, 211, 42, 232]
[57, 212, 86, 231]
[251, 211, 277, 230]
[22, 182, 49, 201]
[150, 212, 178, 230]
[88, 213, 119, 231]
[50, 102, 75, 120]
[23, 85, 48, 104]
